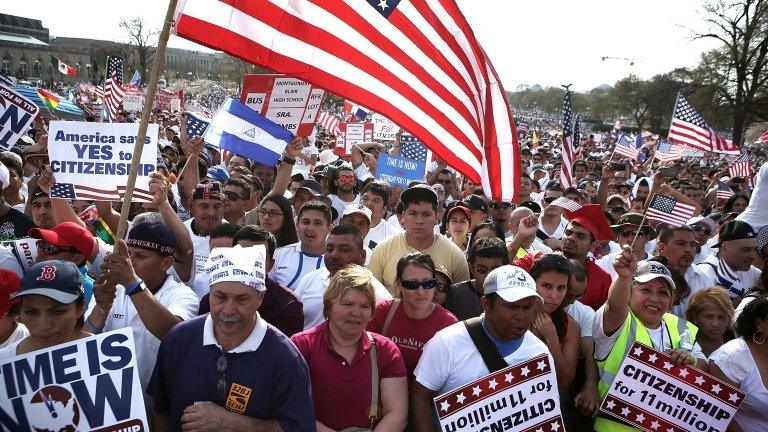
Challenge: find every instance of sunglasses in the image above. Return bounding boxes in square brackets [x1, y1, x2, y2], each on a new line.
[36, 241, 79, 255]
[489, 202, 512, 210]
[400, 279, 437, 290]
[691, 225, 712, 235]
[223, 191, 245, 201]
[337, 174, 356, 182]
[618, 230, 640, 237]
[216, 353, 228, 401]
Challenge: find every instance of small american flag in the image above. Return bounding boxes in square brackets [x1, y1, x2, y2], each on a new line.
[549, 197, 582, 213]
[728, 154, 752, 179]
[646, 194, 696, 227]
[399, 134, 428, 162]
[316, 111, 342, 136]
[668, 93, 739, 155]
[716, 182, 735, 200]
[187, 112, 211, 137]
[559, 88, 574, 188]
[653, 139, 684, 162]
[614, 135, 639, 160]
[51, 183, 152, 202]
[104, 71, 125, 122]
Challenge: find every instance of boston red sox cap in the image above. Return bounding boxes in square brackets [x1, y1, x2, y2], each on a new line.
[13, 260, 83, 304]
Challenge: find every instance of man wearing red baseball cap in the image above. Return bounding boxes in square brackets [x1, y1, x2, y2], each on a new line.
[29, 221, 96, 304]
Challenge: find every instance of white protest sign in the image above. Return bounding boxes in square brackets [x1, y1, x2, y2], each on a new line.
[0, 328, 148, 432]
[122, 94, 143, 111]
[600, 342, 745, 432]
[434, 354, 562, 432]
[240, 74, 324, 136]
[0, 85, 39, 151]
[335, 122, 374, 155]
[372, 113, 399, 141]
[47, 121, 158, 202]
[1, 238, 38, 272]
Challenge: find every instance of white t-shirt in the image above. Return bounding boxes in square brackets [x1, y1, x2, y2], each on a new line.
[414, 319, 553, 395]
[183, 218, 212, 280]
[296, 144, 318, 169]
[0, 245, 23, 278]
[592, 305, 705, 362]
[0, 323, 28, 349]
[86, 275, 199, 390]
[329, 194, 360, 223]
[710, 338, 768, 431]
[268, 242, 324, 290]
[387, 213, 403, 230]
[364, 219, 402, 250]
[294, 267, 393, 330]
[538, 216, 568, 239]
[565, 301, 596, 338]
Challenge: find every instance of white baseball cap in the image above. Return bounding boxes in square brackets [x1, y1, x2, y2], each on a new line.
[342, 203, 372, 223]
[687, 216, 716, 232]
[483, 265, 542, 304]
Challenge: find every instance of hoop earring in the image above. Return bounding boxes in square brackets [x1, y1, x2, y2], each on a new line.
[753, 331, 766, 345]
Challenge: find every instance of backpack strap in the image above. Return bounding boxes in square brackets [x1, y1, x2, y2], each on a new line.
[380, 299, 400, 337]
[463, 317, 508, 372]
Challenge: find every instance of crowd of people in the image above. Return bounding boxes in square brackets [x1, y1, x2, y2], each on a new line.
[0, 108, 767, 432]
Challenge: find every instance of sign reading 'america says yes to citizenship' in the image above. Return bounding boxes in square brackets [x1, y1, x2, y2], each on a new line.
[434, 354, 563, 432]
[600, 342, 745, 432]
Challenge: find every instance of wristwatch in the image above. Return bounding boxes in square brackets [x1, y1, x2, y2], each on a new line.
[125, 279, 147, 296]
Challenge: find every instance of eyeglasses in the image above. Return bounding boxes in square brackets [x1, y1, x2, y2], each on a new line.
[216, 353, 228, 401]
[224, 191, 245, 201]
[400, 279, 437, 290]
[36, 241, 79, 255]
[489, 202, 512, 210]
[337, 174, 356, 182]
[690, 225, 712, 235]
[257, 209, 284, 218]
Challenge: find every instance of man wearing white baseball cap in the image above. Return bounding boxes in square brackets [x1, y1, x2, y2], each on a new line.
[340, 203, 373, 265]
[411, 265, 554, 432]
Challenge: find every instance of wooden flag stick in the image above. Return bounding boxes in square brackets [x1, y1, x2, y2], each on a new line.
[115, 0, 179, 240]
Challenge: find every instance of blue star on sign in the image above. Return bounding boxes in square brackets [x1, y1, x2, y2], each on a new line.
[365, 0, 401, 18]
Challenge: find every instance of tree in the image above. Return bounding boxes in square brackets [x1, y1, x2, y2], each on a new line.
[119, 17, 158, 85]
[610, 75, 652, 131]
[694, 0, 768, 145]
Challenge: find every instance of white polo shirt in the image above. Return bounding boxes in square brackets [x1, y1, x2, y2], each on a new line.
[268, 242, 325, 290]
[87, 275, 199, 390]
[294, 267, 392, 330]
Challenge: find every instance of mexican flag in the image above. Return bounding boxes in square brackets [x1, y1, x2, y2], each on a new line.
[50, 54, 77, 77]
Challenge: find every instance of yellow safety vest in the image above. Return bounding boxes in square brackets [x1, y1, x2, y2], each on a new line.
[594, 312, 698, 432]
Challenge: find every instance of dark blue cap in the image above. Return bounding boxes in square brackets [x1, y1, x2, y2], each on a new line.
[14, 260, 83, 304]
[127, 222, 176, 256]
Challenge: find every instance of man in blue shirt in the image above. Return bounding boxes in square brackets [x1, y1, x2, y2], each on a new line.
[148, 244, 315, 431]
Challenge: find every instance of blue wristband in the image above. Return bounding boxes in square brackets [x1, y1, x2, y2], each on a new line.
[125, 279, 144, 296]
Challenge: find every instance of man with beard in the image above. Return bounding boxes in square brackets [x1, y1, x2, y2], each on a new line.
[293, 224, 392, 330]
[148, 245, 315, 431]
[269, 201, 332, 290]
[328, 164, 359, 223]
[488, 200, 514, 237]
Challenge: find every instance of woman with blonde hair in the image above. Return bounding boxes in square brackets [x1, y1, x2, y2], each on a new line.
[291, 264, 408, 432]
[685, 287, 734, 357]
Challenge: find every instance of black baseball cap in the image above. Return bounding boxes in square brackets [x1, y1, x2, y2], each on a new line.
[297, 179, 323, 196]
[518, 200, 542, 213]
[714, 220, 756, 247]
[127, 222, 176, 256]
[462, 194, 488, 213]
[400, 184, 438, 206]
[13, 260, 83, 304]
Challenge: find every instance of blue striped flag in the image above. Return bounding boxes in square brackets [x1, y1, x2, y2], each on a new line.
[204, 97, 292, 166]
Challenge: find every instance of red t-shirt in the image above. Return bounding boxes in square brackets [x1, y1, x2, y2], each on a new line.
[580, 258, 612, 310]
[291, 322, 406, 431]
[366, 300, 458, 376]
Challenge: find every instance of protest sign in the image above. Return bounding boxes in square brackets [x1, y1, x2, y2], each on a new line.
[1, 238, 38, 272]
[434, 354, 562, 432]
[122, 94, 143, 112]
[0, 85, 39, 151]
[0, 328, 148, 432]
[376, 154, 426, 188]
[372, 113, 399, 141]
[47, 121, 158, 202]
[599, 342, 745, 432]
[335, 122, 374, 155]
[240, 74, 324, 136]
[154, 88, 184, 112]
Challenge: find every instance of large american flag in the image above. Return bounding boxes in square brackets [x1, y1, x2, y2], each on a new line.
[559, 88, 574, 188]
[316, 111, 342, 137]
[653, 139, 684, 162]
[399, 133, 428, 162]
[104, 71, 125, 122]
[668, 94, 739, 155]
[646, 194, 696, 227]
[173, 0, 520, 201]
[728, 153, 752, 179]
[50, 183, 152, 202]
[614, 134, 639, 160]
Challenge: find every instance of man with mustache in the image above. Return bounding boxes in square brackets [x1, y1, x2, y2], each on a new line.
[656, 225, 710, 314]
[184, 182, 226, 279]
[148, 245, 315, 431]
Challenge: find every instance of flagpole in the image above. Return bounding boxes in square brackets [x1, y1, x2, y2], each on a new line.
[115, 0, 178, 240]
[630, 211, 649, 250]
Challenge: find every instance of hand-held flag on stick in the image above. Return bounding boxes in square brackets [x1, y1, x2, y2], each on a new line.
[668, 93, 739, 155]
[550, 197, 582, 213]
[645, 194, 696, 227]
[186, 112, 212, 138]
[614, 134, 639, 160]
[653, 139, 684, 163]
[173, 0, 519, 201]
[559, 86, 574, 188]
[50, 55, 77, 77]
[716, 182, 735, 200]
[728, 153, 752, 179]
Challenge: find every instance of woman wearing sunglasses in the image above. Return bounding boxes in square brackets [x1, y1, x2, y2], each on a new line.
[368, 253, 458, 379]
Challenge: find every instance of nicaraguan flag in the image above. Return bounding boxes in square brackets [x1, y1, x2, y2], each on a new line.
[204, 98, 292, 166]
